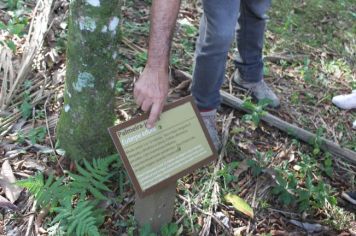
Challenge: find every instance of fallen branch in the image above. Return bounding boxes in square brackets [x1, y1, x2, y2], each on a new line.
[25, 199, 37, 236]
[264, 53, 307, 63]
[171, 69, 356, 165]
[220, 90, 356, 164]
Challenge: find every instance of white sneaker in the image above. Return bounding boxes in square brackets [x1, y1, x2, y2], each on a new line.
[353, 120, 356, 129]
[332, 91, 356, 110]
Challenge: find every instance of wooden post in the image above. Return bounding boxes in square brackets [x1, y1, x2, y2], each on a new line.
[134, 183, 177, 232]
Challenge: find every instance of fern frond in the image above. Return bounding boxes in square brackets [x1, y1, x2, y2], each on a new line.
[92, 154, 118, 171]
[17, 173, 68, 207]
[53, 199, 101, 236]
[68, 155, 117, 200]
[16, 172, 44, 196]
[18, 155, 118, 235]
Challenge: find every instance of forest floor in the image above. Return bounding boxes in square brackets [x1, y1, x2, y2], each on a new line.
[0, 0, 355, 235]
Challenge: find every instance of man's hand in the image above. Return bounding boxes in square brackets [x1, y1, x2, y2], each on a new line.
[133, 0, 181, 128]
[134, 65, 169, 128]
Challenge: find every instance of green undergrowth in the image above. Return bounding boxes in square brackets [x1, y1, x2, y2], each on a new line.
[244, 132, 354, 229]
[17, 155, 123, 236]
[268, 0, 355, 59]
[0, 1, 30, 51]
[266, 0, 355, 152]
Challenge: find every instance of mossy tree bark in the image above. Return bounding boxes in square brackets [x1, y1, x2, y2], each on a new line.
[57, 0, 121, 161]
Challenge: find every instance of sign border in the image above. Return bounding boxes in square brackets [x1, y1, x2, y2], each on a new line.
[108, 96, 218, 198]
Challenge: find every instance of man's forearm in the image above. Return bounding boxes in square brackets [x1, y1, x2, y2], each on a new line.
[147, 0, 181, 69]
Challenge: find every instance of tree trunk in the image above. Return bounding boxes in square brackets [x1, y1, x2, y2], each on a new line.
[57, 0, 121, 161]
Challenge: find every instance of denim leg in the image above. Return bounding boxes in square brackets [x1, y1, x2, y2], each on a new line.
[191, 0, 239, 110]
[235, 0, 271, 83]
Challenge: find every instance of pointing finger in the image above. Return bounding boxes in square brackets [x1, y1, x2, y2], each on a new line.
[146, 101, 164, 129]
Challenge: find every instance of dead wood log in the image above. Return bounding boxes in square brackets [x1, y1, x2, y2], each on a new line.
[220, 90, 356, 164]
[171, 69, 356, 164]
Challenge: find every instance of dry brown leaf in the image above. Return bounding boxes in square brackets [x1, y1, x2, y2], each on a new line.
[0, 160, 23, 203]
[0, 195, 18, 211]
[238, 142, 257, 154]
[22, 159, 46, 171]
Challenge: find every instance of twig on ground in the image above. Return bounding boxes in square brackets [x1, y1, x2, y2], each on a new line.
[187, 195, 196, 234]
[199, 112, 234, 236]
[121, 37, 145, 53]
[44, 95, 63, 172]
[25, 199, 37, 236]
[246, 180, 259, 235]
[178, 194, 232, 235]
[264, 53, 307, 63]
[267, 208, 300, 217]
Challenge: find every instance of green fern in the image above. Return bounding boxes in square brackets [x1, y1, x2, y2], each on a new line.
[52, 199, 102, 236]
[16, 173, 67, 207]
[16, 155, 119, 235]
[69, 155, 117, 200]
[16, 172, 44, 196]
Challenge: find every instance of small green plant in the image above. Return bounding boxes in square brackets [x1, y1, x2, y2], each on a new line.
[115, 81, 125, 94]
[272, 165, 337, 212]
[0, 9, 28, 51]
[17, 173, 66, 207]
[242, 98, 271, 126]
[52, 199, 103, 236]
[259, 200, 271, 209]
[34, 110, 45, 120]
[272, 169, 297, 206]
[68, 156, 117, 200]
[263, 65, 270, 76]
[311, 127, 325, 156]
[139, 224, 156, 236]
[290, 91, 299, 104]
[28, 126, 47, 144]
[19, 80, 34, 119]
[20, 90, 32, 119]
[182, 24, 197, 37]
[297, 153, 317, 177]
[247, 150, 273, 176]
[161, 222, 182, 236]
[283, 11, 295, 32]
[16, 127, 47, 144]
[115, 215, 138, 236]
[217, 161, 239, 188]
[176, 204, 200, 233]
[133, 51, 148, 71]
[300, 57, 313, 84]
[322, 153, 333, 177]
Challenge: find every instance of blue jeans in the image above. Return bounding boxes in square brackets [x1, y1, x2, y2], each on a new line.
[191, 0, 271, 110]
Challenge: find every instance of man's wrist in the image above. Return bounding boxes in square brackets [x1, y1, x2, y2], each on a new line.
[146, 61, 169, 72]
